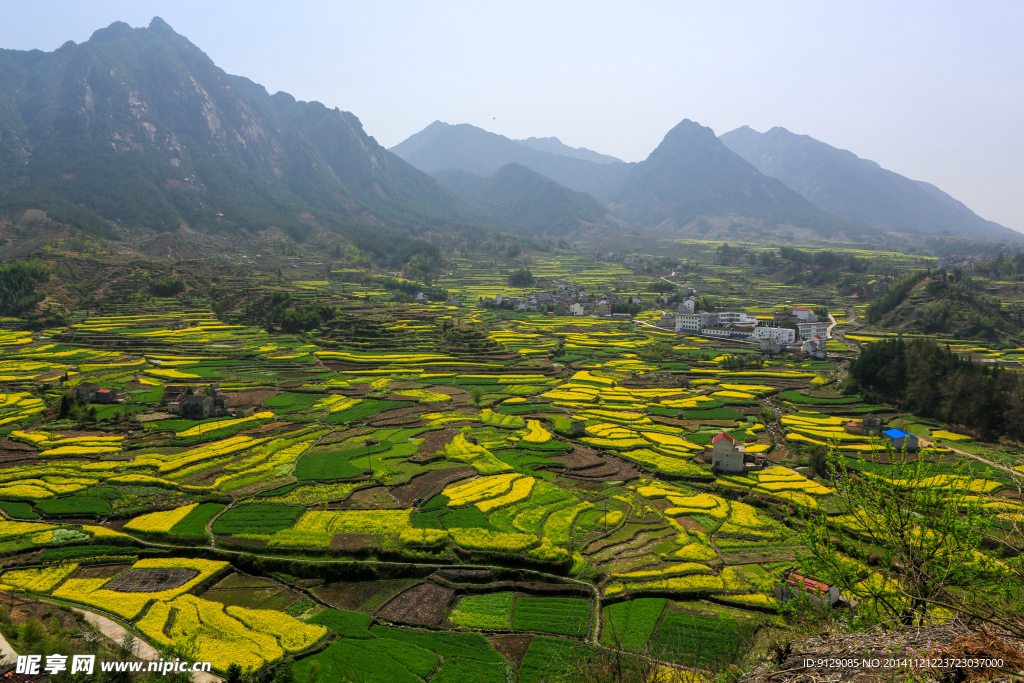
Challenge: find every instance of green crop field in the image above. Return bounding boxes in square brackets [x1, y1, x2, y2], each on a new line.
[600, 598, 667, 650]
[450, 592, 514, 629]
[512, 596, 592, 638]
[650, 610, 746, 668]
[167, 503, 226, 540]
[210, 505, 304, 535]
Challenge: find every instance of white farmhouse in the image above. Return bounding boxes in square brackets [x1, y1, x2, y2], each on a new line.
[710, 432, 745, 473]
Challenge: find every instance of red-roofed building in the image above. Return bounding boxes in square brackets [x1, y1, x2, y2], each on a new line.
[775, 569, 842, 607]
[94, 388, 118, 404]
[710, 431, 745, 473]
[844, 414, 882, 436]
[711, 432, 737, 445]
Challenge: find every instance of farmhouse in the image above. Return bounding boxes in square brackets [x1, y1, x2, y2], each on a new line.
[181, 395, 213, 420]
[883, 429, 920, 451]
[845, 414, 882, 436]
[74, 383, 100, 402]
[162, 385, 192, 405]
[774, 569, 842, 608]
[94, 388, 122, 404]
[709, 432, 745, 473]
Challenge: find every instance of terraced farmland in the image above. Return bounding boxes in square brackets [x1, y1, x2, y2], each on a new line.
[0, 247, 1019, 681]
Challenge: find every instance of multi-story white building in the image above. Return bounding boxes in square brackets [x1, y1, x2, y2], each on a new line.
[793, 307, 818, 322]
[718, 311, 752, 324]
[752, 326, 796, 343]
[675, 311, 719, 332]
[701, 325, 752, 339]
[798, 321, 830, 339]
[678, 298, 695, 314]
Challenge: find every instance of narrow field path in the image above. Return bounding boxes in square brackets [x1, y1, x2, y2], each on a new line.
[75, 608, 160, 659]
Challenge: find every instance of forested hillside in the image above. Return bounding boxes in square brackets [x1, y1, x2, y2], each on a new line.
[846, 337, 1024, 440]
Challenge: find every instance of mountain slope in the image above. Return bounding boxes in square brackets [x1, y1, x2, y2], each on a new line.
[862, 270, 1017, 343]
[389, 121, 629, 199]
[0, 18, 493, 252]
[394, 119, 862, 236]
[720, 125, 1022, 241]
[514, 136, 623, 164]
[610, 119, 858, 234]
[432, 163, 619, 234]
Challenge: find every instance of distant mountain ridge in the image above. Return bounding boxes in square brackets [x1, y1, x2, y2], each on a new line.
[390, 121, 629, 199]
[394, 119, 860, 236]
[432, 163, 620, 234]
[607, 119, 855, 233]
[719, 125, 1022, 241]
[515, 137, 623, 164]
[0, 18, 494, 254]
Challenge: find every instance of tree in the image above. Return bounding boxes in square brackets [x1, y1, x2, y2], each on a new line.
[800, 445, 1023, 634]
[637, 341, 673, 369]
[470, 386, 485, 407]
[272, 658, 294, 683]
[508, 268, 534, 287]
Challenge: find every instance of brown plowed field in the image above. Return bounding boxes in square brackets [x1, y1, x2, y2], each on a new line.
[375, 582, 454, 625]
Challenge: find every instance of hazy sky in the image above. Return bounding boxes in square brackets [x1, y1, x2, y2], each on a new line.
[3, 1, 1023, 231]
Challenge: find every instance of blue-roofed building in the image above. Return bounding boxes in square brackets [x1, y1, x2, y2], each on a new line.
[883, 429, 919, 451]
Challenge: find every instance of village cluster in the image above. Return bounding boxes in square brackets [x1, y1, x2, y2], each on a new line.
[471, 281, 833, 356]
[667, 294, 830, 352]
